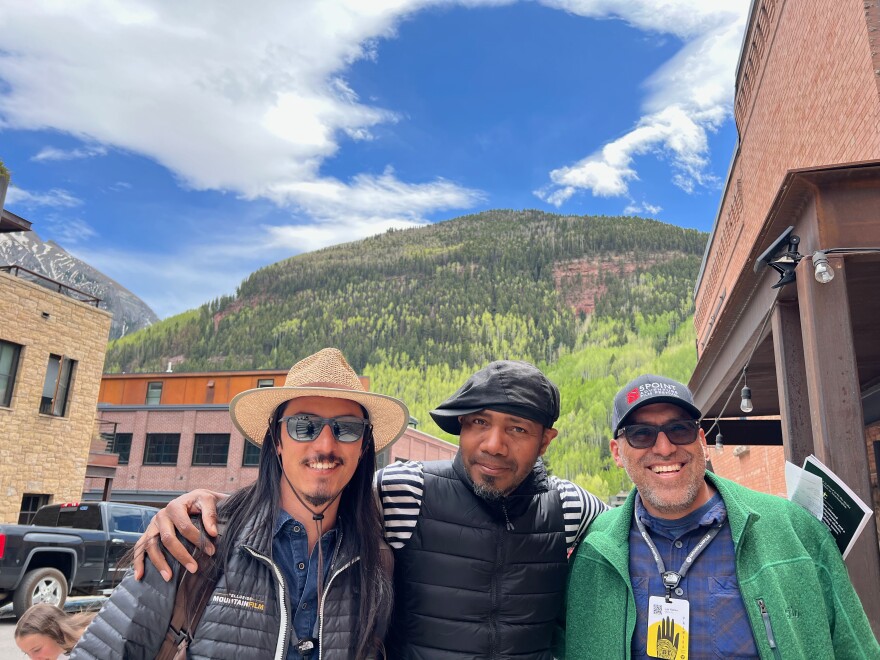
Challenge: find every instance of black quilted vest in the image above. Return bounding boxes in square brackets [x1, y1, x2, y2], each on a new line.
[386, 454, 569, 659]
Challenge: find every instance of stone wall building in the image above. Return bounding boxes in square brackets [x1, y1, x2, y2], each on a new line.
[0, 210, 113, 523]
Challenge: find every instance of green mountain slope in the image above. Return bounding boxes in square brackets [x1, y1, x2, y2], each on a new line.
[106, 209, 707, 498]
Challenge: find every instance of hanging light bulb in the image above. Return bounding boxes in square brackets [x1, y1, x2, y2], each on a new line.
[813, 251, 834, 284]
[740, 386, 753, 413]
[714, 432, 724, 454]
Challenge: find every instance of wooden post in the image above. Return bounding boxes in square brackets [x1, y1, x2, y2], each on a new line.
[771, 301, 814, 465]
[797, 256, 880, 634]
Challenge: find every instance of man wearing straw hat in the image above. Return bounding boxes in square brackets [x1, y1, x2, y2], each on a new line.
[72, 348, 407, 660]
[136, 358, 607, 658]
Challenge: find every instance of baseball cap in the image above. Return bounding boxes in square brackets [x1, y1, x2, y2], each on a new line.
[611, 374, 702, 433]
[430, 360, 560, 435]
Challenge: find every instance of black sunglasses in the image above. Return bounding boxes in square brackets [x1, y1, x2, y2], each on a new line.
[616, 420, 700, 449]
[279, 414, 371, 443]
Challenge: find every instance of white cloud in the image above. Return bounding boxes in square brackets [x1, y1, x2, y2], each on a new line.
[623, 200, 662, 216]
[42, 217, 98, 245]
[0, 0, 480, 230]
[5, 186, 83, 209]
[32, 145, 108, 162]
[536, 0, 749, 205]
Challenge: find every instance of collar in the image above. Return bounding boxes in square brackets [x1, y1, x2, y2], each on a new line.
[273, 508, 340, 541]
[635, 491, 726, 540]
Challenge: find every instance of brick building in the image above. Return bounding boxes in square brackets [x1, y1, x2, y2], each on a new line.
[86, 370, 458, 504]
[690, 0, 880, 629]
[0, 209, 113, 523]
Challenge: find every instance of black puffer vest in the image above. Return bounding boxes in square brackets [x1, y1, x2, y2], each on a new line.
[71, 510, 370, 660]
[386, 454, 569, 659]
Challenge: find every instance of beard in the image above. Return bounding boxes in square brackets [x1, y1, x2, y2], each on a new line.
[472, 479, 505, 501]
[620, 448, 707, 517]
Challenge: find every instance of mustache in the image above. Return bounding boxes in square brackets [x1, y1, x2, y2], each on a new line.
[300, 453, 344, 465]
[473, 453, 516, 470]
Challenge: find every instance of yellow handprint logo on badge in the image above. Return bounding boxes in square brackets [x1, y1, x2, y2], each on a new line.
[648, 615, 689, 660]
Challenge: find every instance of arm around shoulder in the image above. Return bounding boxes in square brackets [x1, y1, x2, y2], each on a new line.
[70, 547, 183, 659]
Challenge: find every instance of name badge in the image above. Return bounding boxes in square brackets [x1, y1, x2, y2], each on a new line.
[647, 595, 689, 660]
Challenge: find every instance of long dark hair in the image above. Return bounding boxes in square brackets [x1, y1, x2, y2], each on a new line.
[213, 402, 392, 659]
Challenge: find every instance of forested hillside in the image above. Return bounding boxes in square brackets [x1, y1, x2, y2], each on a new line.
[106, 210, 707, 498]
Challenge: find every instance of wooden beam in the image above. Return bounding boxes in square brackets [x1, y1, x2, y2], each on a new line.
[797, 256, 880, 634]
[771, 301, 814, 465]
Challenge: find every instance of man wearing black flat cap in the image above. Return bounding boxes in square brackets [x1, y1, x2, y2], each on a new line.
[134, 359, 606, 659]
[378, 359, 606, 659]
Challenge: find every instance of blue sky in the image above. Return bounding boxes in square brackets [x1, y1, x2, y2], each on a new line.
[0, 1, 748, 319]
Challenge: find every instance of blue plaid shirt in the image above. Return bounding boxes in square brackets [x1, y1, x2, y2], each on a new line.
[272, 511, 339, 659]
[629, 492, 759, 658]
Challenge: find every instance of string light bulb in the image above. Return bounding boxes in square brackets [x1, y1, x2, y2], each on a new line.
[715, 432, 724, 454]
[813, 251, 834, 284]
[740, 386, 753, 413]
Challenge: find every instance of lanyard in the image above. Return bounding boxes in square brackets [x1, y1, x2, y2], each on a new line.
[635, 513, 723, 602]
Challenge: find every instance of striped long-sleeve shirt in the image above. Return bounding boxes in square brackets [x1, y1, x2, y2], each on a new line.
[376, 459, 608, 552]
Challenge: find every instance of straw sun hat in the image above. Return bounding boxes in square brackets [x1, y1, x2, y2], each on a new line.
[230, 348, 409, 452]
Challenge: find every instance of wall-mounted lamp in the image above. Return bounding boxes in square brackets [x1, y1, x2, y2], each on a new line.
[753, 226, 803, 289]
[812, 251, 834, 284]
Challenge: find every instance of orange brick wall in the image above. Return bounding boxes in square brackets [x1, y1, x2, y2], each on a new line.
[709, 445, 787, 497]
[695, 0, 880, 345]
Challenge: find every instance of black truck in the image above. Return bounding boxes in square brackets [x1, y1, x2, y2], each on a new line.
[0, 501, 158, 617]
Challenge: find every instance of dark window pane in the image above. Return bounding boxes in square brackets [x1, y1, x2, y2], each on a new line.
[56, 504, 102, 530]
[192, 433, 230, 466]
[109, 506, 152, 534]
[0, 340, 22, 407]
[143, 433, 180, 466]
[20, 494, 51, 525]
[257, 378, 274, 388]
[110, 433, 132, 465]
[242, 440, 260, 467]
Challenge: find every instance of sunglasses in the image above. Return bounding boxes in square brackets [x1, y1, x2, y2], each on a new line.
[279, 414, 371, 443]
[616, 419, 700, 449]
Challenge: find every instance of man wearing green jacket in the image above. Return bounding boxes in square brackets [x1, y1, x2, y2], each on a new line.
[566, 374, 879, 659]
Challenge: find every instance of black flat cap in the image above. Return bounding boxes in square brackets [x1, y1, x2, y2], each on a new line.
[430, 360, 560, 435]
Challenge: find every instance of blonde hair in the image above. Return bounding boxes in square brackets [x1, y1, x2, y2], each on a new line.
[14, 604, 96, 653]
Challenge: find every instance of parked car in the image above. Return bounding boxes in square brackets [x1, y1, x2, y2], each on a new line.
[0, 501, 158, 617]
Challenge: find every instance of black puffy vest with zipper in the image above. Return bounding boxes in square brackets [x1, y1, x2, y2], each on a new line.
[386, 455, 569, 659]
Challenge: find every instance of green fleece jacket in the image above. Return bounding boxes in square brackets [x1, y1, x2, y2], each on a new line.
[565, 473, 879, 659]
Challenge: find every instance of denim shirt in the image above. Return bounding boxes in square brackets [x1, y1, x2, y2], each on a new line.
[628, 492, 759, 659]
[272, 510, 339, 659]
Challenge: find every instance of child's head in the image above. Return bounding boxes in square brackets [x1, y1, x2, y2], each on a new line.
[14, 604, 95, 659]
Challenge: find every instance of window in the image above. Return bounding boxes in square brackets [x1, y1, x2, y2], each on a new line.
[143, 433, 180, 466]
[257, 378, 275, 388]
[32, 503, 102, 530]
[18, 494, 50, 525]
[110, 433, 133, 465]
[145, 381, 163, 405]
[242, 439, 261, 467]
[40, 354, 76, 416]
[192, 433, 230, 466]
[0, 340, 22, 407]
[109, 505, 152, 534]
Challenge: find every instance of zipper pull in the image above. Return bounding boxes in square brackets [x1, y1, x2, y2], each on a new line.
[501, 504, 514, 531]
[757, 598, 778, 650]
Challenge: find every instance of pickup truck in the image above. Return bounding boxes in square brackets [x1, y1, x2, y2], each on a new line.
[0, 501, 158, 617]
